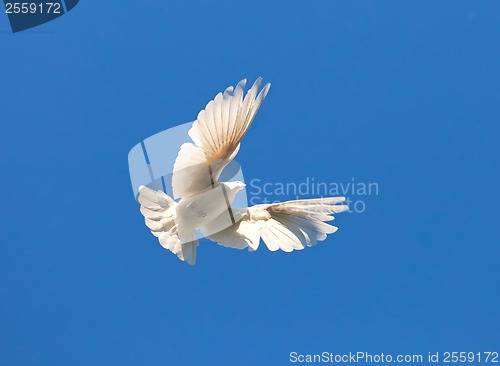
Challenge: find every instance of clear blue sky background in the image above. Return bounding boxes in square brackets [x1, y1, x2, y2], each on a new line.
[1, 1, 499, 365]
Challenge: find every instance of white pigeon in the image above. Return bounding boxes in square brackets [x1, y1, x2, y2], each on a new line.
[138, 78, 348, 265]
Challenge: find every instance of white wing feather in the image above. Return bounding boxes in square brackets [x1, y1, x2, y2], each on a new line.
[137, 185, 198, 265]
[172, 78, 270, 199]
[204, 197, 348, 252]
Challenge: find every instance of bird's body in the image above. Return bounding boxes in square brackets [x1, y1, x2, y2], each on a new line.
[139, 181, 244, 265]
[138, 78, 348, 265]
[175, 181, 244, 231]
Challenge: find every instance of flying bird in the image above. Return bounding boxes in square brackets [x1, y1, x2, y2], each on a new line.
[138, 78, 348, 265]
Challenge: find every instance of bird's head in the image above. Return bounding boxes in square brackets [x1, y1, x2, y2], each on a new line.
[222, 181, 246, 206]
[224, 180, 246, 192]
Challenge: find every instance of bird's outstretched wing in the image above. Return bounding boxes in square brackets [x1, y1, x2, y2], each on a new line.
[138, 185, 198, 265]
[203, 197, 349, 252]
[172, 78, 270, 199]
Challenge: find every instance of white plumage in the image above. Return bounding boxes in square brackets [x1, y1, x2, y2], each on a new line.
[137, 78, 348, 265]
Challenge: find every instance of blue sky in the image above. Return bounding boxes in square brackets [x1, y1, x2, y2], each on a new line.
[1, 1, 499, 365]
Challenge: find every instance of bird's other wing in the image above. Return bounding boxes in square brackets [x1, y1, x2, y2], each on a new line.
[172, 77, 271, 199]
[204, 197, 348, 252]
[138, 185, 198, 265]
